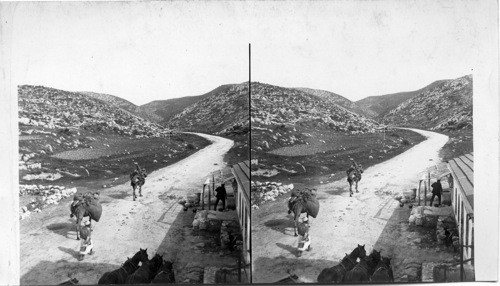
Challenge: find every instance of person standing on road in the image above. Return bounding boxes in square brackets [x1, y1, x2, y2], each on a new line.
[78, 221, 94, 261]
[430, 179, 443, 206]
[214, 183, 227, 211]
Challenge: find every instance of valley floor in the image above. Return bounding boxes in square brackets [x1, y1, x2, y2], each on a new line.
[19, 133, 236, 285]
[251, 128, 457, 283]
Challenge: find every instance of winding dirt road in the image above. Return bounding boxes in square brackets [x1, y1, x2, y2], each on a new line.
[252, 128, 450, 283]
[20, 133, 233, 285]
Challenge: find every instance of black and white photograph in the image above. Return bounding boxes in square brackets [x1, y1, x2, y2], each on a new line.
[249, 0, 497, 283]
[0, 1, 498, 285]
[5, 2, 250, 284]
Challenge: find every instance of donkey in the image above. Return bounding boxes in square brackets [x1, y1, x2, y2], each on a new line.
[98, 248, 148, 284]
[347, 163, 363, 197]
[343, 249, 381, 283]
[370, 256, 394, 283]
[317, 244, 366, 283]
[151, 260, 176, 284]
[130, 165, 147, 201]
[126, 253, 163, 284]
[288, 188, 320, 236]
[70, 194, 102, 240]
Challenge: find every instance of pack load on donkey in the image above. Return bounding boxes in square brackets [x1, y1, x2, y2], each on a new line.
[130, 162, 147, 201]
[346, 158, 363, 197]
[70, 192, 102, 240]
[287, 188, 320, 236]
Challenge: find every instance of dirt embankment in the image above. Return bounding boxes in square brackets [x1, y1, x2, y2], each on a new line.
[20, 133, 233, 285]
[252, 128, 453, 283]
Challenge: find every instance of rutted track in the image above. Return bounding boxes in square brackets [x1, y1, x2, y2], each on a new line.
[252, 128, 450, 283]
[20, 133, 233, 285]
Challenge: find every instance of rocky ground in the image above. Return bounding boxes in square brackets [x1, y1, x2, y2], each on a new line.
[251, 128, 459, 283]
[383, 75, 472, 131]
[19, 133, 240, 285]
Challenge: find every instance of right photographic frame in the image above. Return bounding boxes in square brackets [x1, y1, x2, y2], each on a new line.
[250, 0, 497, 283]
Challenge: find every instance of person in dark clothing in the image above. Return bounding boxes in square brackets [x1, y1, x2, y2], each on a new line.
[430, 179, 443, 206]
[214, 184, 227, 211]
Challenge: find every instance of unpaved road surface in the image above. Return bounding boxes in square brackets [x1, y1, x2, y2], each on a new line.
[20, 133, 233, 285]
[252, 128, 451, 283]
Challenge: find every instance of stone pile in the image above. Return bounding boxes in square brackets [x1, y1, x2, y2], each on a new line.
[436, 216, 459, 247]
[408, 206, 426, 226]
[394, 189, 416, 205]
[192, 210, 226, 231]
[251, 181, 294, 208]
[19, 185, 77, 220]
[220, 220, 243, 251]
[182, 262, 204, 283]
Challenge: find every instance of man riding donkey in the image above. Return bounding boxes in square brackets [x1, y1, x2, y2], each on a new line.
[346, 158, 363, 197]
[130, 162, 147, 201]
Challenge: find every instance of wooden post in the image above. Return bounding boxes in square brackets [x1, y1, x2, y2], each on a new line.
[418, 180, 422, 206]
[212, 175, 215, 210]
[238, 253, 242, 282]
[424, 183, 427, 206]
[460, 237, 464, 281]
[208, 180, 211, 211]
[201, 184, 205, 210]
[427, 170, 431, 206]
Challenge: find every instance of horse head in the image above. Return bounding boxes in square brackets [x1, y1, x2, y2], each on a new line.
[353, 244, 367, 259]
[370, 249, 382, 264]
[133, 248, 149, 263]
[151, 253, 163, 269]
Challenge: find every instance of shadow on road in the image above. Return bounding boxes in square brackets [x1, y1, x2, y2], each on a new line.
[253, 256, 338, 283]
[264, 218, 295, 235]
[107, 191, 129, 200]
[20, 259, 120, 285]
[46, 221, 74, 239]
[371, 201, 456, 282]
[322, 187, 346, 197]
[276, 243, 296, 256]
[58, 246, 81, 260]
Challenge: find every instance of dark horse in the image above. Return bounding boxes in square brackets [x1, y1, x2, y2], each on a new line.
[347, 163, 363, 197]
[317, 244, 366, 283]
[151, 260, 175, 284]
[126, 253, 163, 284]
[130, 165, 147, 201]
[70, 193, 102, 240]
[370, 256, 394, 283]
[98, 248, 148, 284]
[343, 249, 381, 283]
[287, 188, 320, 236]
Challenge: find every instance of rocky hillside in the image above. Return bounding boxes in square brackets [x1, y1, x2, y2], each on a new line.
[356, 80, 445, 119]
[141, 85, 234, 125]
[81, 91, 163, 123]
[166, 83, 250, 136]
[382, 75, 472, 131]
[251, 82, 380, 152]
[19, 85, 168, 138]
[295, 87, 370, 117]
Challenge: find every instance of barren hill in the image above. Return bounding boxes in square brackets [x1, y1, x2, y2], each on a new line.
[356, 80, 445, 119]
[165, 83, 250, 136]
[18, 85, 168, 138]
[382, 75, 472, 131]
[141, 85, 234, 125]
[251, 82, 380, 152]
[295, 87, 370, 117]
[81, 91, 162, 123]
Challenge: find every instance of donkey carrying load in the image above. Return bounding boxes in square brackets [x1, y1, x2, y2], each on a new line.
[130, 163, 147, 201]
[287, 188, 320, 236]
[70, 192, 102, 240]
[346, 159, 363, 197]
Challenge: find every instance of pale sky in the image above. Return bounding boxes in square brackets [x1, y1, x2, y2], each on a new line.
[5, 0, 494, 105]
